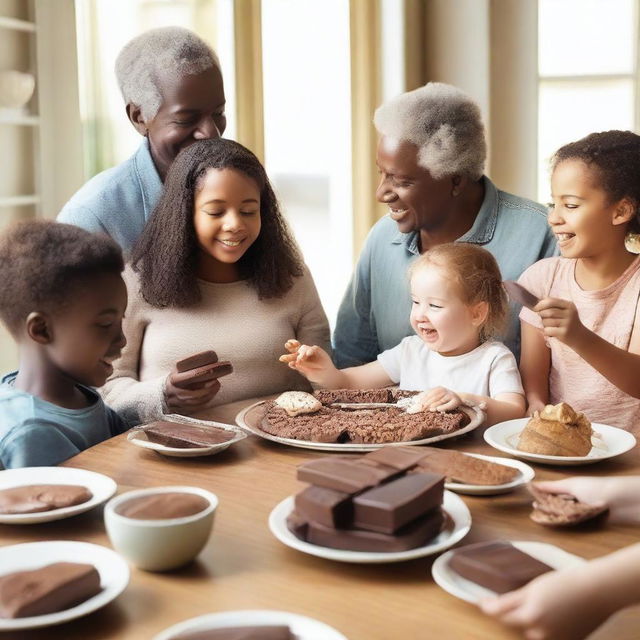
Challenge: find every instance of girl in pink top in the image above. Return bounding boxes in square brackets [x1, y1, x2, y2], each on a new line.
[518, 130, 640, 434]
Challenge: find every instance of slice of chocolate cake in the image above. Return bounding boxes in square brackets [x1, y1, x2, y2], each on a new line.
[143, 421, 235, 448]
[528, 485, 608, 527]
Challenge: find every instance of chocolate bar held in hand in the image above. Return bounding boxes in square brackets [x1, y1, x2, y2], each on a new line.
[0, 562, 101, 618]
[176, 350, 218, 372]
[449, 541, 552, 593]
[503, 281, 539, 310]
[173, 361, 233, 389]
[143, 420, 235, 448]
[171, 626, 295, 640]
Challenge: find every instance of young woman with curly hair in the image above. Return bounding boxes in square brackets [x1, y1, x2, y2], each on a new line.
[102, 138, 330, 424]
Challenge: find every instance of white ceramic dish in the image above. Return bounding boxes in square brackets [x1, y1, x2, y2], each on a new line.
[0, 541, 129, 631]
[484, 419, 636, 466]
[154, 609, 347, 640]
[128, 413, 246, 457]
[269, 490, 471, 564]
[432, 540, 585, 604]
[444, 453, 535, 495]
[236, 401, 484, 452]
[0, 467, 117, 524]
[104, 485, 218, 572]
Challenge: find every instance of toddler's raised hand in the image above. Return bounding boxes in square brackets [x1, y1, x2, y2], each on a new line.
[534, 298, 588, 347]
[278, 340, 336, 384]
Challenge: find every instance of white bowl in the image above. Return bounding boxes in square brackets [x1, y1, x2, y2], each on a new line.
[104, 486, 217, 571]
[0, 71, 35, 108]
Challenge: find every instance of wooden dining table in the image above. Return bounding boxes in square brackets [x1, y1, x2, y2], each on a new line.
[2, 397, 640, 640]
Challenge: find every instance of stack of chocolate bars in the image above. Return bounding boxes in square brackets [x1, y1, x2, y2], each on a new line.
[287, 448, 445, 552]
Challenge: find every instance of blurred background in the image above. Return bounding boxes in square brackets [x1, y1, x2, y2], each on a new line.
[1, 0, 638, 371]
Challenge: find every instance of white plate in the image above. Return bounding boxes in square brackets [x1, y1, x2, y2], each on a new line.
[432, 540, 585, 604]
[484, 419, 636, 466]
[269, 491, 471, 564]
[445, 454, 535, 495]
[236, 401, 484, 452]
[0, 541, 129, 630]
[128, 413, 246, 457]
[154, 609, 347, 640]
[0, 467, 117, 524]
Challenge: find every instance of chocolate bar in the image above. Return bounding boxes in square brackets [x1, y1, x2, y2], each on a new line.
[288, 507, 444, 552]
[143, 421, 235, 448]
[171, 626, 294, 640]
[362, 446, 432, 472]
[0, 485, 92, 515]
[449, 541, 552, 593]
[0, 562, 101, 618]
[115, 492, 210, 519]
[352, 473, 444, 534]
[173, 361, 233, 389]
[294, 485, 352, 529]
[176, 350, 218, 373]
[296, 458, 398, 493]
[503, 281, 539, 310]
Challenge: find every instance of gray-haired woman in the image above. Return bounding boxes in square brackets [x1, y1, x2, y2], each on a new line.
[59, 26, 226, 252]
[333, 82, 556, 366]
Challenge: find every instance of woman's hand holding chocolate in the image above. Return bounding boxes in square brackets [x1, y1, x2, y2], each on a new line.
[164, 369, 221, 410]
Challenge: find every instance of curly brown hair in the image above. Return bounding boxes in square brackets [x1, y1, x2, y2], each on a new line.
[130, 138, 304, 308]
[409, 242, 508, 342]
[0, 220, 124, 335]
[552, 130, 640, 233]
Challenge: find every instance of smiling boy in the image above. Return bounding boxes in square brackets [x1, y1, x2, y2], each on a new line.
[0, 221, 129, 468]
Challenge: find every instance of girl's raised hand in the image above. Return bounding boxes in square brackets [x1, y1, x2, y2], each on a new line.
[534, 298, 588, 347]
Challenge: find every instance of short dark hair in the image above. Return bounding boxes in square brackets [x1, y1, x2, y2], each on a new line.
[0, 220, 124, 335]
[552, 130, 640, 233]
[130, 138, 304, 308]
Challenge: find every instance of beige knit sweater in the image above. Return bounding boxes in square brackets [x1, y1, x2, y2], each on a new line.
[102, 266, 330, 425]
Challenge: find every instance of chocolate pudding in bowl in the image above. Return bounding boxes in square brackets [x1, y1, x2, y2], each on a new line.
[104, 486, 217, 571]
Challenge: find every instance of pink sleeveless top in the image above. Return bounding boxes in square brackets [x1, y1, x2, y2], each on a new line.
[519, 256, 640, 435]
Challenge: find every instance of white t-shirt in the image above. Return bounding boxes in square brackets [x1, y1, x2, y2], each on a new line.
[377, 337, 524, 397]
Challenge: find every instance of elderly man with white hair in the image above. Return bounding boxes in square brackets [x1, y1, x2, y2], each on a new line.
[59, 26, 225, 252]
[333, 82, 556, 366]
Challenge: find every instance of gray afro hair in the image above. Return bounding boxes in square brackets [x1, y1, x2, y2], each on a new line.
[374, 82, 486, 180]
[115, 26, 220, 121]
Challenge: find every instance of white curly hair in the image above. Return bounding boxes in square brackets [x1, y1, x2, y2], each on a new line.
[115, 26, 220, 121]
[374, 82, 486, 180]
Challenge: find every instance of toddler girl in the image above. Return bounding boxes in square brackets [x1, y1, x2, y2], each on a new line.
[282, 243, 525, 425]
[518, 130, 640, 433]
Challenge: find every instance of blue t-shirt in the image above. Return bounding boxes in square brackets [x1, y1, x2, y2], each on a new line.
[0, 372, 128, 469]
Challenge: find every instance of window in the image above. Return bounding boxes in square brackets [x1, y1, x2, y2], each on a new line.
[537, 0, 637, 201]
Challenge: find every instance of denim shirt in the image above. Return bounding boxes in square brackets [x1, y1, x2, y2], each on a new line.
[58, 138, 163, 254]
[333, 176, 557, 367]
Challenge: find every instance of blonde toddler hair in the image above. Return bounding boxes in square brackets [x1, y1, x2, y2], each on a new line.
[408, 243, 508, 342]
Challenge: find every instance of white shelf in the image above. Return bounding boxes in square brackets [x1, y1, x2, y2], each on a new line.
[0, 110, 39, 126]
[0, 195, 40, 208]
[0, 16, 36, 32]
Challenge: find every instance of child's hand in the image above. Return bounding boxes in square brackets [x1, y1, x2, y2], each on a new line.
[480, 564, 611, 640]
[531, 476, 640, 525]
[534, 298, 588, 348]
[408, 387, 463, 413]
[278, 340, 335, 384]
